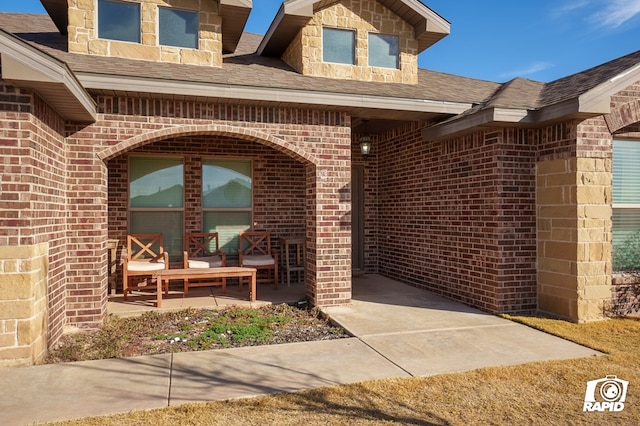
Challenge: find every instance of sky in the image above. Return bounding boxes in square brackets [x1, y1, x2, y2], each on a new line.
[1, 0, 640, 83]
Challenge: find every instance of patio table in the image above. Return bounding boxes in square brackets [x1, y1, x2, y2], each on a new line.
[153, 267, 257, 308]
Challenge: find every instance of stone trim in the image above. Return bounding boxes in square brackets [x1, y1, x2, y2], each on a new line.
[0, 243, 49, 367]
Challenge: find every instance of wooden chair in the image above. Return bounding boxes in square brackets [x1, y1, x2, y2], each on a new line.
[123, 234, 169, 300]
[183, 232, 227, 295]
[238, 231, 278, 289]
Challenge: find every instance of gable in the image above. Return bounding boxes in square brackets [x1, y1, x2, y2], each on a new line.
[264, 0, 447, 84]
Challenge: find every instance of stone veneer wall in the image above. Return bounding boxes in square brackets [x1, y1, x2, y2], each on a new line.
[68, 0, 222, 66]
[0, 243, 49, 367]
[282, 0, 419, 84]
[536, 119, 613, 322]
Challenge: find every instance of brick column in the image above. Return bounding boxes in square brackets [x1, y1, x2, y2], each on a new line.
[306, 160, 352, 307]
[537, 158, 612, 321]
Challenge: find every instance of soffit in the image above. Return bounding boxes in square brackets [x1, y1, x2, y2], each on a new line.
[0, 28, 96, 122]
[258, 0, 450, 56]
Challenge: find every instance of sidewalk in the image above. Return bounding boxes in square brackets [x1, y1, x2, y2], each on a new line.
[0, 275, 600, 426]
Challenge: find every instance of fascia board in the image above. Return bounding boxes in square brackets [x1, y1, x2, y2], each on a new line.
[257, 1, 314, 56]
[422, 107, 530, 140]
[0, 30, 96, 121]
[76, 72, 471, 115]
[220, 0, 252, 7]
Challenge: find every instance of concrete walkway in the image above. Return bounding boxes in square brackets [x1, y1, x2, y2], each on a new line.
[0, 275, 599, 426]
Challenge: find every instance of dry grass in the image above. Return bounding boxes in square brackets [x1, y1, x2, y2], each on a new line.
[44, 316, 640, 426]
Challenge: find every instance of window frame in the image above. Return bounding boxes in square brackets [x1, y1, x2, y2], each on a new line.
[128, 155, 185, 261]
[612, 138, 640, 272]
[201, 158, 254, 257]
[97, 0, 141, 44]
[367, 32, 400, 69]
[158, 6, 200, 49]
[322, 27, 356, 65]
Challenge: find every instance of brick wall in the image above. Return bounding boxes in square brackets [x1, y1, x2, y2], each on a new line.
[107, 136, 307, 290]
[0, 83, 68, 364]
[69, 96, 352, 309]
[377, 123, 537, 313]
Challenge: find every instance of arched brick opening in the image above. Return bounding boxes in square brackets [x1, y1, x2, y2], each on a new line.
[100, 124, 339, 307]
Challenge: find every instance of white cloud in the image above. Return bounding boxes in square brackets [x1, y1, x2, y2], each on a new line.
[499, 62, 555, 80]
[592, 0, 640, 28]
[550, 0, 591, 18]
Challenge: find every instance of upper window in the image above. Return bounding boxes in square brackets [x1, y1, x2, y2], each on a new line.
[159, 8, 199, 49]
[368, 33, 399, 69]
[323, 28, 355, 65]
[98, 0, 141, 43]
[612, 140, 640, 272]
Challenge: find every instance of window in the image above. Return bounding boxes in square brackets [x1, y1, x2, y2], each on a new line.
[612, 140, 640, 271]
[202, 160, 252, 256]
[368, 33, 399, 69]
[98, 0, 141, 43]
[323, 28, 355, 65]
[159, 8, 199, 49]
[129, 156, 184, 261]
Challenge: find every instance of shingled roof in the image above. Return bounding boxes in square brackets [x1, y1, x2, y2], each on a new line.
[2, 11, 640, 137]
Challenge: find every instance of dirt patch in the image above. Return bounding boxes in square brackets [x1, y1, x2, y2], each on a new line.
[45, 304, 349, 364]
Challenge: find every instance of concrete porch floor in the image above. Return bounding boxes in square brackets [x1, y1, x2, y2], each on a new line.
[108, 280, 308, 317]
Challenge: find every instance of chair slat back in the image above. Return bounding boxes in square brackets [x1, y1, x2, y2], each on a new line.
[127, 234, 164, 261]
[186, 232, 220, 257]
[239, 231, 271, 256]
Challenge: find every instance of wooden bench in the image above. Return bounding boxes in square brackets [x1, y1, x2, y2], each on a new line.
[153, 267, 257, 308]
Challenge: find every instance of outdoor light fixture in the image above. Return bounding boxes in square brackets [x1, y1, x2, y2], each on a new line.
[359, 135, 372, 158]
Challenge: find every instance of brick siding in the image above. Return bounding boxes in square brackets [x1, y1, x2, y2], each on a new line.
[377, 123, 537, 313]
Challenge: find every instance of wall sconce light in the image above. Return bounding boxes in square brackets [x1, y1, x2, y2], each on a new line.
[359, 136, 372, 158]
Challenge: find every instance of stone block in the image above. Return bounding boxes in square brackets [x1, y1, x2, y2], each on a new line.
[537, 159, 569, 175]
[576, 300, 606, 322]
[88, 39, 109, 56]
[538, 293, 572, 319]
[544, 241, 578, 261]
[0, 300, 33, 320]
[0, 333, 14, 347]
[576, 185, 608, 204]
[110, 43, 161, 62]
[77, 0, 94, 10]
[17, 315, 44, 346]
[0, 273, 32, 299]
[581, 205, 611, 220]
[545, 172, 576, 186]
[583, 285, 613, 300]
[68, 8, 86, 29]
[538, 257, 572, 275]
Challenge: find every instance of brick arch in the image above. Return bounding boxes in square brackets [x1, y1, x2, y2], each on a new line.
[605, 100, 640, 133]
[97, 124, 318, 165]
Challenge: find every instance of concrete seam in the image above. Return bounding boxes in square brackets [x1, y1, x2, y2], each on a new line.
[355, 337, 415, 378]
[167, 351, 174, 406]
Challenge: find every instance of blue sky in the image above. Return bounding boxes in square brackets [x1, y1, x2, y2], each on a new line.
[2, 0, 640, 83]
